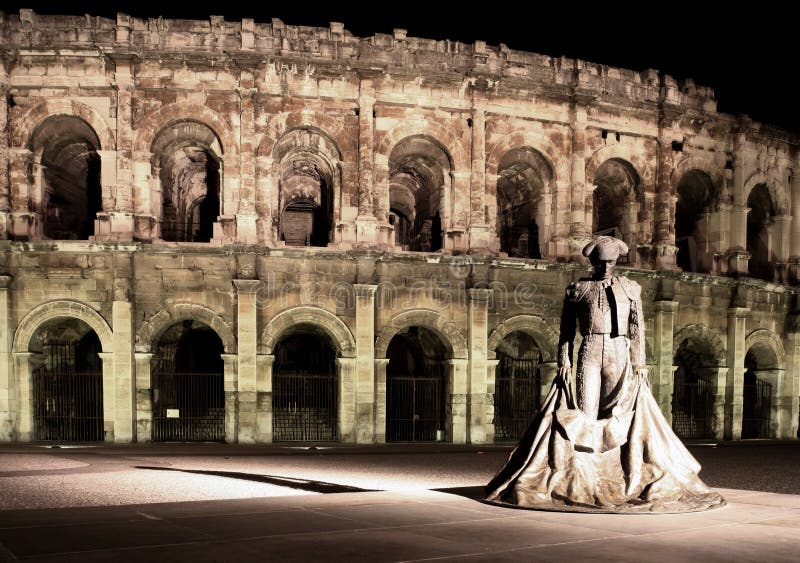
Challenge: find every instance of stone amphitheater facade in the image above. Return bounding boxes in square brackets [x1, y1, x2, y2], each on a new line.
[0, 9, 798, 444]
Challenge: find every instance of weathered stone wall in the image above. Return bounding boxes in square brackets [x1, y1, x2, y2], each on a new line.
[0, 10, 798, 444]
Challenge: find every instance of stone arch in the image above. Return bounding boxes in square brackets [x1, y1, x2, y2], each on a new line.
[486, 131, 567, 182]
[671, 156, 725, 192]
[136, 303, 236, 354]
[14, 98, 116, 150]
[487, 315, 558, 361]
[257, 112, 348, 159]
[13, 300, 113, 354]
[376, 120, 467, 170]
[745, 329, 785, 370]
[743, 171, 788, 215]
[260, 306, 356, 357]
[585, 145, 654, 187]
[672, 324, 727, 366]
[375, 309, 468, 359]
[133, 103, 236, 155]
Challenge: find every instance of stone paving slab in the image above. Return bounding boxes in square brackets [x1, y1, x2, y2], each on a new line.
[1, 488, 799, 562]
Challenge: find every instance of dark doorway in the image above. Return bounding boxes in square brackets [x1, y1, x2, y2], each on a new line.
[672, 339, 716, 439]
[152, 322, 225, 441]
[494, 332, 542, 441]
[386, 327, 448, 442]
[272, 329, 338, 442]
[32, 330, 103, 441]
[742, 351, 772, 439]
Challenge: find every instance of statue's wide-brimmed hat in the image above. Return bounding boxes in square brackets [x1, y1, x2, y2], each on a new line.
[582, 236, 629, 261]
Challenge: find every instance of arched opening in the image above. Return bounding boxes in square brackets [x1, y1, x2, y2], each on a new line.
[675, 170, 718, 273]
[672, 338, 718, 439]
[747, 183, 776, 281]
[29, 116, 102, 240]
[742, 344, 777, 439]
[493, 331, 542, 441]
[272, 326, 339, 441]
[274, 129, 339, 247]
[29, 318, 103, 441]
[152, 121, 222, 243]
[591, 159, 641, 263]
[388, 136, 451, 252]
[152, 321, 224, 441]
[386, 326, 448, 442]
[496, 147, 552, 259]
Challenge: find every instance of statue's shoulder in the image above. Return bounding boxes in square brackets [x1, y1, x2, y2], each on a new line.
[615, 276, 642, 300]
[566, 280, 593, 301]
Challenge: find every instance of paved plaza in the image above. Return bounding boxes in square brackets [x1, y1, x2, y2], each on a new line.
[0, 442, 798, 561]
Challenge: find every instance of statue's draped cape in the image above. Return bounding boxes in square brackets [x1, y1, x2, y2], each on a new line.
[484, 371, 726, 513]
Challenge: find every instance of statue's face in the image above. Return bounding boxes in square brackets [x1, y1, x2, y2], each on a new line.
[591, 256, 616, 281]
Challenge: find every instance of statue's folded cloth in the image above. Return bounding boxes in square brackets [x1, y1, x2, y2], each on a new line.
[484, 373, 726, 513]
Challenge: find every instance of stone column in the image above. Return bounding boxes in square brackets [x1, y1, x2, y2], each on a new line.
[652, 300, 678, 419]
[110, 297, 134, 443]
[354, 284, 376, 443]
[448, 358, 469, 444]
[709, 366, 728, 441]
[782, 332, 800, 439]
[728, 148, 750, 275]
[788, 166, 800, 283]
[236, 82, 258, 243]
[725, 307, 748, 440]
[485, 359, 499, 443]
[255, 354, 273, 443]
[467, 288, 491, 443]
[0, 77, 10, 238]
[8, 149, 39, 240]
[566, 100, 589, 260]
[134, 353, 154, 442]
[221, 353, 238, 443]
[13, 353, 36, 441]
[355, 89, 378, 244]
[468, 100, 491, 252]
[337, 357, 357, 442]
[97, 352, 115, 441]
[374, 359, 389, 443]
[234, 280, 259, 443]
[0, 276, 13, 440]
[653, 133, 679, 270]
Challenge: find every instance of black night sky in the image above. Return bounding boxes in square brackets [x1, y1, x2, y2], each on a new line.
[3, 1, 797, 134]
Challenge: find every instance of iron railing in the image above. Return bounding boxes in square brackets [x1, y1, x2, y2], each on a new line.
[494, 356, 541, 441]
[273, 370, 338, 442]
[742, 377, 772, 439]
[672, 373, 715, 439]
[152, 371, 225, 441]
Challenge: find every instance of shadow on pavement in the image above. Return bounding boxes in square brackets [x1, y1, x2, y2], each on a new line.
[432, 485, 486, 500]
[134, 466, 379, 494]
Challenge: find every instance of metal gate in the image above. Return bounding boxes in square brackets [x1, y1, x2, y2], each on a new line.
[387, 360, 445, 442]
[672, 369, 714, 439]
[494, 356, 541, 441]
[32, 340, 103, 441]
[152, 344, 224, 441]
[273, 370, 338, 441]
[742, 376, 772, 439]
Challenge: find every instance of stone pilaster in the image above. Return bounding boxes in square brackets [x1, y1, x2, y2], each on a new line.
[134, 352, 153, 442]
[221, 353, 238, 443]
[374, 358, 389, 443]
[337, 357, 357, 442]
[652, 300, 678, 420]
[111, 299, 134, 442]
[788, 165, 800, 284]
[653, 130, 678, 270]
[725, 307, 748, 440]
[467, 288, 491, 443]
[485, 358, 499, 443]
[236, 79, 258, 243]
[256, 156, 275, 244]
[234, 279, 260, 443]
[782, 332, 800, 439]
[728, 145, 750, 276]
[539, 361, 558, 406]
[255, 354, 274, 443]
[448, 358, 469, 444]
[0, 276, 13, 440]
[566, 99, 590, 260]
[354, 284, 376, 443]
[468, 100, 491, 252]
[8, 149, 40, 240]
[355, 89, 377, 244]
[710, 366, 728, 441]
[13, 353, 35, 441]
[0, 74, 10, 238]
